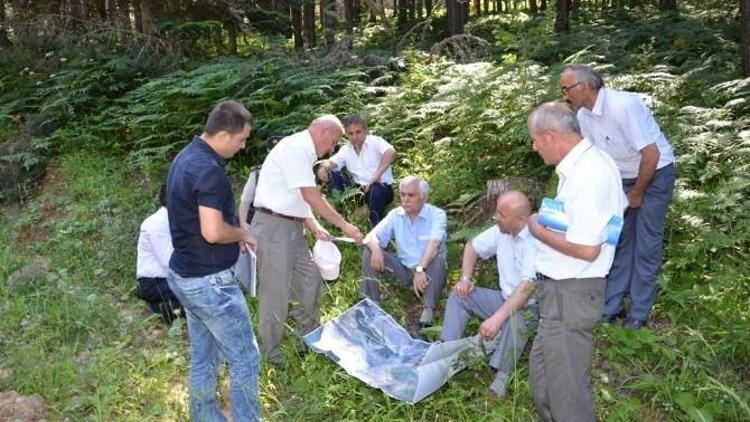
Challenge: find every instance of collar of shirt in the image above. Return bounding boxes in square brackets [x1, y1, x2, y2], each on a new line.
[586, 87, 608, 117]
[514, 224, 531, 243]
[556, 137, 594, 180]
[192, 136, 226, 167]
[349, 136, 371, 155]
[300, 130, 317, 160]
[394, 204, 430, 222]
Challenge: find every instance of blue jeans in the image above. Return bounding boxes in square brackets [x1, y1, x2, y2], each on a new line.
[329, 170, 393, 228]
[168, 268, 262, 422]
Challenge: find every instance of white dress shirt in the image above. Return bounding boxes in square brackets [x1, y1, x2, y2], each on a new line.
[535, 138, 627, 279]
[471, 225, 537, 304]
[329, 134, 395, 185]
[253, 130, 318, 218]
[136, 207, 173, 278]
[577, 88, 675, 179]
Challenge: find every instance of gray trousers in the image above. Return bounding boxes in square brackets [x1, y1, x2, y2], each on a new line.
[605, 164, 674, 321]
[530, 277, 605, 422]
[251, 211, 323, 365]
[441, 287, 538, 376]
[361, 247, 446, 309]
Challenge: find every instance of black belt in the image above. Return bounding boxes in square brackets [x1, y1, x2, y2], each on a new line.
[535, 272, 553, 281]
[256, 207, 305, 223]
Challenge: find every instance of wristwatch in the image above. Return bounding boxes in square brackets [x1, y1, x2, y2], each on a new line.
[415, 265, 424, 274]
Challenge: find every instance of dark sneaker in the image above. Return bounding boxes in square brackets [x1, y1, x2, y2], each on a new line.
[601, 309, 627, 324]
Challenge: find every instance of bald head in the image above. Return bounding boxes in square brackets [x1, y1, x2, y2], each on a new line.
[309, 114, 344, 157]
[495, 190, 531, 235]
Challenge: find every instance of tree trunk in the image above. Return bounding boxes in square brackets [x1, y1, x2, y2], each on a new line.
[343, 0, 353, 48]
[416, 0, 423, 18]
[117, 0, 131, 31]
[658, 0, 676, 11]
[303, 1, 316, 48]
[541, 0, 547, 11]
[95, 0, 107, 21]
[70, 0, 83, 20]
[474, 0, 481, 15]
[742, 0, 750, 76]
[397, 0, 407, 24]
[354, 0, 361, 24]
[227, 20, 238, 54]
[46, 0, 61, 13]
[322, 0, 336, 50]
[425, 0, 433, 15]
[0, 0, 8, 45]
[447, 0, 465, 35]
[291, 5, 303, 49]
[554, 0, 569, 32]
[133, 0, 142, 33]
[139, 0, 153, 36]
[529, 0, 537, 12]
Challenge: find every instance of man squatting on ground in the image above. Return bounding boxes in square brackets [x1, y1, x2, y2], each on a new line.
[316, 115, 396, 228]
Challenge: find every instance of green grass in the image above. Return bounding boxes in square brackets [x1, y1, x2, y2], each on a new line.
[1, 3, 749, 420]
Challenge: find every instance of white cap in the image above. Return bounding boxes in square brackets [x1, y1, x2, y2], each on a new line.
[312, 240, 342, 280]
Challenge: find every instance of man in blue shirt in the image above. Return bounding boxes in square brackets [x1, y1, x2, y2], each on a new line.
[361, 175, 447, 326]
[166, 101, 261, 421]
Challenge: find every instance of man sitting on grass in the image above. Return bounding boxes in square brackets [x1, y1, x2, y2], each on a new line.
[361, 175, 447, 327]
[440, 191, 538, 397]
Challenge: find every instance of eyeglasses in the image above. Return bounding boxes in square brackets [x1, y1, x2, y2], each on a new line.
[560, 82, 581, 94]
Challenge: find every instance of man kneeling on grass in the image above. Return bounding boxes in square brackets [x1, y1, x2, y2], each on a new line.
[361, 175, 447, 327]
[440, 191, 538, 397]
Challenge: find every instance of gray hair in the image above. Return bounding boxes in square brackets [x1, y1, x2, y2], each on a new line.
[399, 175, 429, 196]
[563, 64, 605, 90]
[529, 102, 581, 135]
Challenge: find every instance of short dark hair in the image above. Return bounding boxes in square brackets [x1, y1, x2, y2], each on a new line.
[344, 115, 368, 130]
[203, 100, 254, 136]
[158, 184, 167, 207]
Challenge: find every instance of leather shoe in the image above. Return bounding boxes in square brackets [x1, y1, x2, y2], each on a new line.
[419, 307, 434, 327]
[623, 318, 646, 330]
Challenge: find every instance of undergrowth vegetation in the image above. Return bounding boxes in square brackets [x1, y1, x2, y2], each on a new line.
[1, 2, 748, 421]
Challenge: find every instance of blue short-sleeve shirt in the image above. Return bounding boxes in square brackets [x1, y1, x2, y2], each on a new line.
[369, 203, 447, 268]
[166, 136, 239, 277]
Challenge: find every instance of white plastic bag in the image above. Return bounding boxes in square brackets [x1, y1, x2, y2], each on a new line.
[313, 240, 342, 280]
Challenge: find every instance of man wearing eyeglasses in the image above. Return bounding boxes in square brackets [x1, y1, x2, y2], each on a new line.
[560, 64, 675, 330]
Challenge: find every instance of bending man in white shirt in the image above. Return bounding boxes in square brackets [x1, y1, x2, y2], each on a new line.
[252, 115, 364, 366]
[316, 115, 396, 228]
[440, 191, 538, 398]
[561, 64, 675, 330]
[135, 184, 183, 323]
